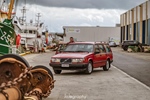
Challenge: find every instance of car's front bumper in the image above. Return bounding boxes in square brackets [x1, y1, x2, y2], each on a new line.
[49, 63, 88, 70]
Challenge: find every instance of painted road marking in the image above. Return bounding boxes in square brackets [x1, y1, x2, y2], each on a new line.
[112, 65, 150, 91]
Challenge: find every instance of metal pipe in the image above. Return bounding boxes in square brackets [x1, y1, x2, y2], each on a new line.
[7, 0, 15, 19]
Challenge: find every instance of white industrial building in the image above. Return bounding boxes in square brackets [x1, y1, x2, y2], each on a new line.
[120, 0, 150, 45]
[63, 26, 120, 45]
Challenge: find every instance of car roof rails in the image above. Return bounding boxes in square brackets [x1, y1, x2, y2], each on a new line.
[95, 41, 108, 44]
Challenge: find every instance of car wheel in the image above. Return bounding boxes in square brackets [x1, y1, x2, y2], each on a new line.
[123, 46, 128, 51]
[85, 61, 93, 74]
[103, 60, 110, 71]
[53, 69, 62, 74]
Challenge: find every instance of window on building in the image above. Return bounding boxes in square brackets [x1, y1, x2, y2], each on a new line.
[29, 30, 32, 33]
[24, 30, 28, 33]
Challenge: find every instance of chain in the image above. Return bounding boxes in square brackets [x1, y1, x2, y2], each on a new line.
[0, 90, 9, 100]
[0, 67, 32, 100]
[0, 57, 55, 100]
[0, 58, 32, 91]
[25, 79, 55, 99]
[26, 90, 42, 100]
[0, 68, 31, 90]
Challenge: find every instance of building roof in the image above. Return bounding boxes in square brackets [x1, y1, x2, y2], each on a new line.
[63, 25, 120, 29]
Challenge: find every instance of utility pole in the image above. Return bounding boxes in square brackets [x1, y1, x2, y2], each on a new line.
[0, 0, 5, 10]
[20, 6, 27, 25]
[7, 0, 15, 19]
[36, 13, 41, 26]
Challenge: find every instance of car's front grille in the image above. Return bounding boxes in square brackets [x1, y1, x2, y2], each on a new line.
[60, 58, 72, 63]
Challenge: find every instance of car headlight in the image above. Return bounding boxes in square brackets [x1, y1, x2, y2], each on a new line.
[72, 58, 84, 62]
[51, 58, 60, 62]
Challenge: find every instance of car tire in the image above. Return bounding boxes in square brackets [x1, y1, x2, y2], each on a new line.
[53, 69, 62, 74]
[103, 60, 110, 71]
[85, 61, 93, 74]
[123, 46, 128, 51]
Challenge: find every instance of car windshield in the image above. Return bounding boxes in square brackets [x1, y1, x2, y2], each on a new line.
[64, 44, 93, 52]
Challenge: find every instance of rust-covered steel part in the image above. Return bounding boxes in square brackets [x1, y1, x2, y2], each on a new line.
[0, 54, 55, 100]
[25, 65, 55, 99]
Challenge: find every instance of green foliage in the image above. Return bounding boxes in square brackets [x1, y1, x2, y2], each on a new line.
[128, 46, 139, 52]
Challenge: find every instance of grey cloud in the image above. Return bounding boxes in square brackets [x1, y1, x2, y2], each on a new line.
[18, 0, 145, 10]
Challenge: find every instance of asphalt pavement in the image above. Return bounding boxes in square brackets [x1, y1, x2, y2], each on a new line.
[112, 47, 150, 87]
[23, 49, 150, 100]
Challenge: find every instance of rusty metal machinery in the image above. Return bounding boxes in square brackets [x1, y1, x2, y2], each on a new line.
[0, 54, 55, 100]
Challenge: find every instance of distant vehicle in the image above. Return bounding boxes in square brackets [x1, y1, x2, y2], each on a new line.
[121, 40, 140, 51]
[109, 37, 120, 45]
[109, 41, 117, 47]
[43, 43, 47, 47]
[49, 41, 113, 74]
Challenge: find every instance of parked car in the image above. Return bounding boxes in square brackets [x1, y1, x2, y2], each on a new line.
[121, 40, 140, 51]
[49, 42, 113, 74]
[109, 41, 117, 47]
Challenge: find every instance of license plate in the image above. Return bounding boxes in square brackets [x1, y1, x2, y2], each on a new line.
[61, 64, 69, 67]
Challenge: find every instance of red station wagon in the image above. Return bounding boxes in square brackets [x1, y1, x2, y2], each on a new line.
[49, 42, 113, 74]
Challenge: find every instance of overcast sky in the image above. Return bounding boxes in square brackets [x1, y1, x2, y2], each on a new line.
[14, 0, 145, 32]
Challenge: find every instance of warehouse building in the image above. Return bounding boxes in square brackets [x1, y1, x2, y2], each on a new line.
[63, 26, 120, 45]
[120, 0, 150, 45]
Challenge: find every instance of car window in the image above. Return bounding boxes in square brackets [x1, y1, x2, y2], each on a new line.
[64, 44, 93, 52]
[98, 44, 105, 53]
[86, 45, 94, 52]
[104, 45, 111, 52]
[94, 45, 100, 53]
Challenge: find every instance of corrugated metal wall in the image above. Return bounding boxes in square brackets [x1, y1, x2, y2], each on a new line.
[120, 0, 150, 45]
[63, 26, 120, 44]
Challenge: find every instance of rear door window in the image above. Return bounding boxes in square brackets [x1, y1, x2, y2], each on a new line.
[104, 45, 111, 52]
[98, 44, 105, 53]
[95, 44, 100, 53]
